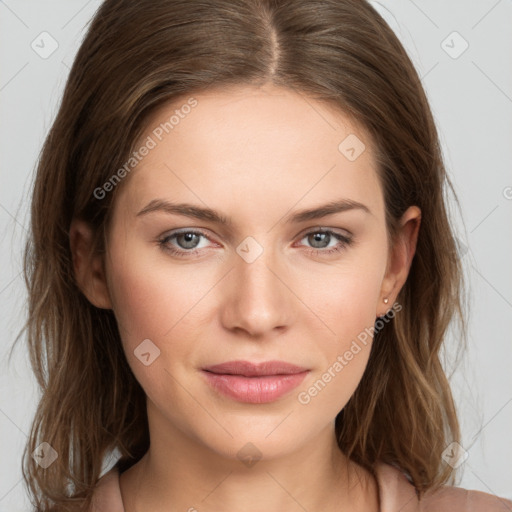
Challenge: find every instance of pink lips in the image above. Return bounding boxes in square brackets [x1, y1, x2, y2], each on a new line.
[202, 360, 309, 404]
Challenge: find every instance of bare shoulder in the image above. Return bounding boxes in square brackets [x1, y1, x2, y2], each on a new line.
[420, 484, 512, 511]
[374, 462, 511, 512]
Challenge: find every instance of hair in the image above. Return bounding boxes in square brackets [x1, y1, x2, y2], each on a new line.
[11, 0, 470, 509]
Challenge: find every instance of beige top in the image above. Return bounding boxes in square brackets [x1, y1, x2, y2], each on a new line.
[90, 461, 512, 511]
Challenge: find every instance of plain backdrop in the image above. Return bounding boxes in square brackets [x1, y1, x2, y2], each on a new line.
[1, 0, 511, 509]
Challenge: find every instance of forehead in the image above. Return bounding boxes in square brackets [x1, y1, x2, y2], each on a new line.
[113, 84, 383, 222]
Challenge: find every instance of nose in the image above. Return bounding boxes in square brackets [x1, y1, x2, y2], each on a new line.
[219, 239, 294, 338]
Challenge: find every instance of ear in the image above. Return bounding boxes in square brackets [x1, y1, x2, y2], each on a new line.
[69, 218, 113, 309]
[377, 206, 421, 317]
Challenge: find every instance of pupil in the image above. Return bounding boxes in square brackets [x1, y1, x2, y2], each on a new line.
[180, 232, 198, 249]
[310, 232, 329, 248]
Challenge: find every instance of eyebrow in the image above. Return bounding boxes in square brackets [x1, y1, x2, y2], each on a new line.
[136, 198, 371, 225]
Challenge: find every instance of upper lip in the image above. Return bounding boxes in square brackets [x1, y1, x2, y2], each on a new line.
[202, 360, 309, 377]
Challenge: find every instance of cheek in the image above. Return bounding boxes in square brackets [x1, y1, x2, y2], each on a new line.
[297, 248, 386, 412]
[304, 250, 386, 341]
[104, 241, 221, 400]
[105, 249, 201, 407]
[106, 239, 209, 343]
[297, 303, 375, 420]
[107, 263, 169, 344]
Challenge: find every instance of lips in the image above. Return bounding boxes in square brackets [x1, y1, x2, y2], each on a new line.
[201, 360, 310, 403]
[202, 360, 308, 377]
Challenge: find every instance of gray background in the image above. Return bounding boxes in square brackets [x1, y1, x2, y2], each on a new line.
[1, 0, 511, 509]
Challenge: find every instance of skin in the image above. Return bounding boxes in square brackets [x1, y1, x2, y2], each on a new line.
[70, 83, 421, 512]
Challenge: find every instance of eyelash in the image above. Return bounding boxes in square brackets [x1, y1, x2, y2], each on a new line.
[157, 228, 353, 258]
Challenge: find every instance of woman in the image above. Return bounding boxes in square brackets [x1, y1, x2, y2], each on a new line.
[19, 0, 511, 510]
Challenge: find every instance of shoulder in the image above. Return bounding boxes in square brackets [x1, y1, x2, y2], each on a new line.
[89, 466, 124, 512]
[420, 484, 512, 512]
[374, 461, 512, 511]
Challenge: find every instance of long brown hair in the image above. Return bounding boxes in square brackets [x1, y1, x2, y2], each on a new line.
[13, 0, 469, 509]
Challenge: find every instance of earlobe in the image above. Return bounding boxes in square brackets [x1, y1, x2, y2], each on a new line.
[69, 218, 113, 310]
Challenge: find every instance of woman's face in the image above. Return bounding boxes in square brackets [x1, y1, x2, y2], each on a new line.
[99, 84, 417, 461]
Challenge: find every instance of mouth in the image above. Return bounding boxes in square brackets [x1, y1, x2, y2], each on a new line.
[202, 359, 309, 377]
[201, 360, 310, 403]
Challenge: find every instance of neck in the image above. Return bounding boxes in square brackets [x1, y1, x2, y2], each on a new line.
[119, 416, 378, 512]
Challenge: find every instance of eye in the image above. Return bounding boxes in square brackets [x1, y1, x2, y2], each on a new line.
[157, 229, 214, 257]
[297, 228, 353, 256]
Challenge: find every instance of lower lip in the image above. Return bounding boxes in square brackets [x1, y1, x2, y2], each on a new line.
[201, 370, 309, 403]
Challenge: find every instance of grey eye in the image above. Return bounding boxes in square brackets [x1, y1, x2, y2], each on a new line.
[175, 232, 202, 249]
[307, 232, 332, 249]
